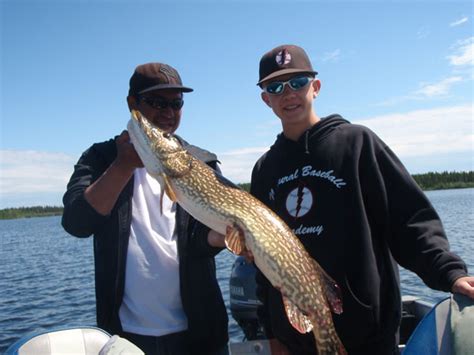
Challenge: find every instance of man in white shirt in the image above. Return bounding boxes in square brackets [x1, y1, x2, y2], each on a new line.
[62, 62, 229, 354]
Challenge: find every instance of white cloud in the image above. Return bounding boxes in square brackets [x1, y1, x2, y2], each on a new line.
[375, 76, 464, 106]
[353, 104, 473, 158]
[378, 37, 473, 107]
[320, 49, 341, 62]
[417, 26, 430, 39]
[414, 76, 463, 97]
[218, 147, 269, 184]
[0, 150, 75, 195]
[450, 16, 468, 27]
[447, 37, 474, 67]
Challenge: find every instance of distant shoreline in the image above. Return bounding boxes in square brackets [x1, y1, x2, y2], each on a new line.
[422, 183, 474, 191]
[1, 171, 473, 220]
[0, 207, 63, 220]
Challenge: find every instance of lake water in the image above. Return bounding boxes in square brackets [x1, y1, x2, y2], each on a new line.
[0, 188, 472, 352]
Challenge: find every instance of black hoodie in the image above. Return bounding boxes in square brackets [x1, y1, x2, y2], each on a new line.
[250, 114, 467, 354]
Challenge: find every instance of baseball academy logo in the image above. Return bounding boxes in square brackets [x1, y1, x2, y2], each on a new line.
[285, 186, 313, 218]
[276, 49, 291, 66]
[285, 186, 324, 236]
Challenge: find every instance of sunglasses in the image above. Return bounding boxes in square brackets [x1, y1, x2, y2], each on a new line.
[264, 76, 313, 95]
[139, 96, 184, 110]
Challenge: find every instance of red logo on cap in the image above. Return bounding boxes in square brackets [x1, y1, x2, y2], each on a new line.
[275, 49, 291, 66]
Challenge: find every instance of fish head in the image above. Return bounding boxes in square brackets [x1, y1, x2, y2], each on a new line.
[127, 109, 184, 177]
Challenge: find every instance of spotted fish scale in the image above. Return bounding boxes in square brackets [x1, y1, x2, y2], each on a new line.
[127, 110, 346, 355]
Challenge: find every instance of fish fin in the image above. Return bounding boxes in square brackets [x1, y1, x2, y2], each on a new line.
[162, 175, 177, 202]
[157, 175, 176, 216]
[224, 224, 246, 255]
[282, 296, 313, 334]
[312, 260, 343, 314]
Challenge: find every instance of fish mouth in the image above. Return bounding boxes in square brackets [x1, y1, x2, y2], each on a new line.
[151, 119, 177, 132]
[131, 110, 177, 133]
[157, 123, 176, 132]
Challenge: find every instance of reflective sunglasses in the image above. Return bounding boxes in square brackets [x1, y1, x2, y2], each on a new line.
[264, 76, 313, 95]
[139, 96, 184, 110]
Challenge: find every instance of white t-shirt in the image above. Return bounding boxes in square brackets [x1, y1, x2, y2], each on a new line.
[119, 168, 188, 336]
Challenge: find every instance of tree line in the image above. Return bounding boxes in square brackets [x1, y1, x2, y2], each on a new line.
[1, 171, 472, 219]
[412, 171, 473, 191]
[0, 206, 63, 220]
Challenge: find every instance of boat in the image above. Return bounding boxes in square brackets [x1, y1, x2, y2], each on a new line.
[6, 255, 472, 354]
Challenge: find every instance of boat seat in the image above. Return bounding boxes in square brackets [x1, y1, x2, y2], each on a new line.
[5, 327, 143, 355]
[403, 293, 474, 355]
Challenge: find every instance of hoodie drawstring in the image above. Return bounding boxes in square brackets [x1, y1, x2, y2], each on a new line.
[305, 130, 310, 154]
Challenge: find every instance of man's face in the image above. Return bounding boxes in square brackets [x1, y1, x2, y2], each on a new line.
[129, 89, 184, 134]
[261, 74, 320, 128]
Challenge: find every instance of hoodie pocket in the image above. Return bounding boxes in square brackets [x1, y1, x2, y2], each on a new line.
[333, 276, 377, 348]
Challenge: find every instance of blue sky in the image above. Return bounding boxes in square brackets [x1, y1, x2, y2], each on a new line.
[1, 0, 473, 208]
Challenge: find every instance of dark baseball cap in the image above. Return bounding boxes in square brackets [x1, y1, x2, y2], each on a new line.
[129, 62, 193, 96]
[257, 44, 318, 86]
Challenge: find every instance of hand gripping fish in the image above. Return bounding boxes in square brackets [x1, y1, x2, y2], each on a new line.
[127, 110, 347, 355]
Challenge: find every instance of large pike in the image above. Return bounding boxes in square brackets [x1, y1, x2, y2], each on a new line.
[127, 110, 346, 355]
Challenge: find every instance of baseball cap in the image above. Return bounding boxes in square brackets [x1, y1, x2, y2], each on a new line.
[257, 45, 318, 86]
[129, 63, 193, 96]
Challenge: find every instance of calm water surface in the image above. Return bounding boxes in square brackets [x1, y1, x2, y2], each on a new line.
[0, 188, 472, 352]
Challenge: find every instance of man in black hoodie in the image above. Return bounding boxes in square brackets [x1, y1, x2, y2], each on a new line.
[250, 44, 474, 354]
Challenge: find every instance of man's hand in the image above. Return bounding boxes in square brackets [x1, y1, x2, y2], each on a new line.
[451, 276, 474, 299]
[84, 131, 143, 216]
[115, 130, 143, 172]
[207, 228, 254, 263]
[207, 230, 227, 248]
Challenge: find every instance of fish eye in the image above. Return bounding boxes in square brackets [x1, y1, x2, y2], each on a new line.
[163, 133, 171, 139]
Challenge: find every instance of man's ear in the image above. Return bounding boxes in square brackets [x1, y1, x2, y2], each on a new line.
[261, 92, 272, 108]
[127, 95, 138, 111]
[312, 79, 321, 98]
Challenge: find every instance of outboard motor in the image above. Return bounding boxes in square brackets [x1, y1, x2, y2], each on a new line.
[229, 256, 265, 340]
